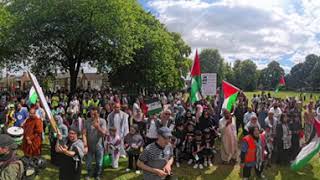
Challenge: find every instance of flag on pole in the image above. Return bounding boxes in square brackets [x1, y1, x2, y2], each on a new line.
[190, 49, 202, 103]
[291, 119, 320, 171]
[28, 86, 38, 104]
[275, 75, 285, 93]
[222, 81, 239, 112]
[28, 71, 59, 133]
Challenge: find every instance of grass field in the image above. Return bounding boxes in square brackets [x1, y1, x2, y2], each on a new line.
[34, 91, 320, 180]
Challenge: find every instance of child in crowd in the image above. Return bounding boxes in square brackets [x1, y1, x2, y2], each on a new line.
[124, 124, 144, 174]
[183, 122, 195, 165]
[264, 124, 273, 167]
[145, 114, 159, 146]
[202, 128, 215, 167]
[192, 130, 205, 169]
[172, 122, 185, 167]
[105, 127, 121, 169]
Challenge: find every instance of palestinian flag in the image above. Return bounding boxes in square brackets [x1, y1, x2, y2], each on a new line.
[275, 75, 285, 93]
[146, 100, 162, 116]
[190, 49, 202, 103]
[28, 86, 38, 104]
[291, 119, 320, 171]
[222, 81, 239, 112]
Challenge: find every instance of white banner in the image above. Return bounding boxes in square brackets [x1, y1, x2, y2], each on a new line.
[201, 73, 217, 96]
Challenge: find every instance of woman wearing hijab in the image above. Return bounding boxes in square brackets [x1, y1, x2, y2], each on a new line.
[196, 110, 214, 131]
[240, 126, 266, 180]
[275, 114, 292, 165]
[56, 127, 84, 180]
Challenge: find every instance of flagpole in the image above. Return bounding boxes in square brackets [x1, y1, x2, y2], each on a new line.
[27, 71, 60, 134]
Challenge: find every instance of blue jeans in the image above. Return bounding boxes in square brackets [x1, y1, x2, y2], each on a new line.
[86, 147, 104, 177]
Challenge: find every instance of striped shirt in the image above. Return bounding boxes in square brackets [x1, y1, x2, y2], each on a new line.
[139, 142, 173, 180]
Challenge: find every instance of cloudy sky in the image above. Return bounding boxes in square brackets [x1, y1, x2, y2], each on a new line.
[138, 0, 320, 72]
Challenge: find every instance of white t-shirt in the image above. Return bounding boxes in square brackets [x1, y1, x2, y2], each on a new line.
[269, 107, 282, 121]
[113, 113, 121, 136]
[146, 120, 158, 139]
[133, 103, 141, 114]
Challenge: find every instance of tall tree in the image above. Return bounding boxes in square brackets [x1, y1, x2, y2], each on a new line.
[232, 60, 258, 91]
[310, 61, 320, 90]
[170, 32, 192, 78]
[286, 54, 320, 90]
[0, 3, 14, 68]
[258, 61, 285, 90]
[3, 0, 143, 97]
[109, 10, 191, 92]
[286, 63, 305, 90]
[222, 62, 234, 84]
[199, 49, 224, 83]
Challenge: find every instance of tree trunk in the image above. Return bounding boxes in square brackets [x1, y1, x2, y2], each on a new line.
[70, 70, 77, 95]
[67, 58, 81, 107]
[68, 68, 79, 107]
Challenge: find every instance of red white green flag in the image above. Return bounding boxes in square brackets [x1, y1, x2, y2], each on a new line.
[291, 119, 320, 171]
[222, 81, 239, 112]
[275, 75, 285, 93]
[190, 50, 202, 103]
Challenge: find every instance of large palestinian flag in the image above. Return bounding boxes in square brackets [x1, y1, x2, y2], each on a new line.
[291, 118, 320, 171]
[222, 81, 239, 112]
[190, 50, 202, 103]
[275, 75, 285, 93]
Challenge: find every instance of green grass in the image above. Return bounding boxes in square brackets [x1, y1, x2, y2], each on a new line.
[243, 91, 320, 103]
[35, 141, 320, 180]
[34, 91, 320, 180]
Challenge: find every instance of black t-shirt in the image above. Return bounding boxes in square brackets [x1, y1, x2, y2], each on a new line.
[192, 138, 205, 152]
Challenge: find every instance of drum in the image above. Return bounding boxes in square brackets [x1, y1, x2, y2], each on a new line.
[7, 127, 24, 145]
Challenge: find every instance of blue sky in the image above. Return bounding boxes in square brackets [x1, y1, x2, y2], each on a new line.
[138, 0, 320, 72]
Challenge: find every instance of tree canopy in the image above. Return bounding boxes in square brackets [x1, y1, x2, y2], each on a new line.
[286, 54, 320, 91]
[0, 0, 191, 94]
[258, 61, 284, 90]
[1, 0, 320, 93]
[199, 49, 224, 83]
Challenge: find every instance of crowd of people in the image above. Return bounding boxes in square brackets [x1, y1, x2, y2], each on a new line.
[0, 89, 320, 180]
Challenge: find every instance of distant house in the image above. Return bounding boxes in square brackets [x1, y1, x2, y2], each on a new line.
[16, 72, 32, 91]
[53, 70, 104, 91]
[54, 72, 82, 91]
[0, 70, 105, 92]
[81, 73, 103, 90]
[0, 72, 31, 91]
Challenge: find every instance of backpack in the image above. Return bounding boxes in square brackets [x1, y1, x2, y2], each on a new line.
[20, 156, 46, 180]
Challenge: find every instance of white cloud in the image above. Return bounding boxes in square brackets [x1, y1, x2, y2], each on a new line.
[147, 0, 320, 68]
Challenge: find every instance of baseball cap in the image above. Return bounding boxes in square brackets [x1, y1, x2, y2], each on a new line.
[158, 127, 172, 139]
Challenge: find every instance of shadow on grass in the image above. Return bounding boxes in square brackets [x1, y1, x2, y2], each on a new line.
[34, 135, 320, 180]
[278, 164, 316, 180]
[202, 164, 235, 180]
